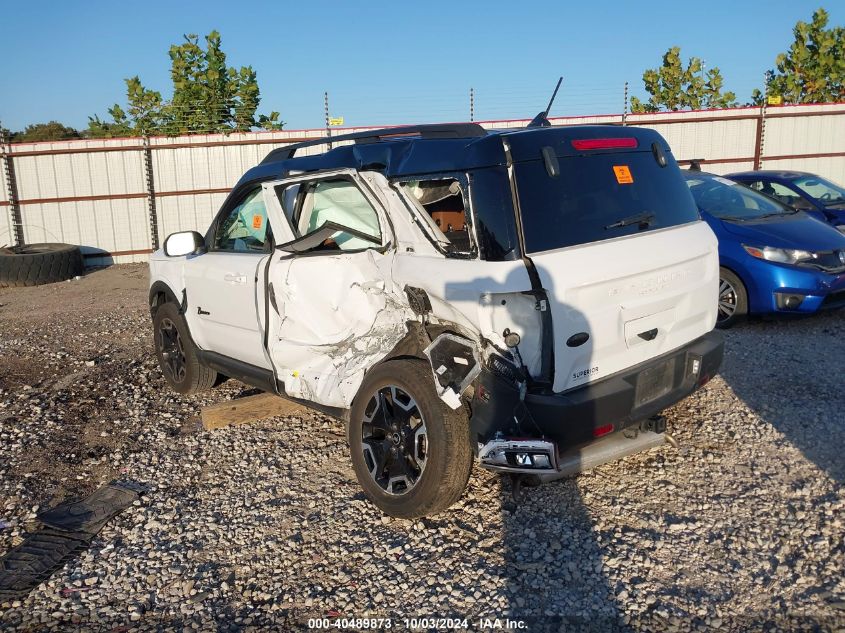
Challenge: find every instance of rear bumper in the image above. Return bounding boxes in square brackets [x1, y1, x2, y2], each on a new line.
[470, 331, 724, 450]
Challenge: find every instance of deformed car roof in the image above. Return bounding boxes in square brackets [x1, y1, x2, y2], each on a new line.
[235, 124, 673, 189]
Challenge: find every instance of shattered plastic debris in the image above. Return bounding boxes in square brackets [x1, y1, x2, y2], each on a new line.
[60, 585, 92, 597]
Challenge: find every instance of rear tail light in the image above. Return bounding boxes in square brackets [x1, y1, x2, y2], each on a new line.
[593, 423, 614, 437]
[571, 138, 639, 150]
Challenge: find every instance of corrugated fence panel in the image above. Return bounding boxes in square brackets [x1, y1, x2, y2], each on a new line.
[0, 161, 11, 247]
[20, 197, 151, 261]
[0, 160, 8, 204]
[12, 141, 141, 193]
[763, 111, 845, 157]
[5, 104, 845, 263]
[761, 157, 845, 185]
[643, 118, 757, 164]
[158, 192, 229, 238]
[701, 161, 757, 176]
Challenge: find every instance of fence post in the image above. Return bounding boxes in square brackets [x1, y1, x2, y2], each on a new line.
[470, 87, 475, 122]
[324, 91, 332, 149]
[753, 70, 774, 170]
[142, 135, 160, 251]
[752, 114, 764, 171]
[0, 125, 24, 247]
[622, 81, 628, 126]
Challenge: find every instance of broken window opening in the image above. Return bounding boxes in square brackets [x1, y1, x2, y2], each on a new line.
[274, 178, 383, 253]
[399, 177, 474, 256]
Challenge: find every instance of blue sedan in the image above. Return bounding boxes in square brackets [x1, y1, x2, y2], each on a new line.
[684, 172, 845, 327]
[726, 170, 845, 232]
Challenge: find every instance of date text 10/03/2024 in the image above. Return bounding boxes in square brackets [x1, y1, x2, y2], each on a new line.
[307, 617, 527, 630]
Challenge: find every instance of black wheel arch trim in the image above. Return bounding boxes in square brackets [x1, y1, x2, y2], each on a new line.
[149, 281, 183, 317]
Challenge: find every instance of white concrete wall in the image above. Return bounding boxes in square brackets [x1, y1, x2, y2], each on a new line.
[4, 103, 844, 264]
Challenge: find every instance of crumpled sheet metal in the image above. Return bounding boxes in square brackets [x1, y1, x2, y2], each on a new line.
[275, 250, 413, 408]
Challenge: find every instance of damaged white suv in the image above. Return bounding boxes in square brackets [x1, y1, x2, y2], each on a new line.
[149, 123, 723, 518]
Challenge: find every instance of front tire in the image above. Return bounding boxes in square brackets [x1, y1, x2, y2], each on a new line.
[153, 302, 217, 395]
[716, 267, 748, 329]
[348, 360, 473, 518]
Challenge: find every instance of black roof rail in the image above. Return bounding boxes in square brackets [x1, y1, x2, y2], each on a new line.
[261, 123, 488, 164]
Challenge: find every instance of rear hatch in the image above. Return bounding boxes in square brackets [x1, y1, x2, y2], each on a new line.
[506, 128, 718, 392]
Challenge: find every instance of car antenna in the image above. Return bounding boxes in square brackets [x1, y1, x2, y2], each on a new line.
[527, 76, 563, 128]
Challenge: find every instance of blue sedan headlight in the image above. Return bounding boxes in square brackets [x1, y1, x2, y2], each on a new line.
[742, 244, 818, 265]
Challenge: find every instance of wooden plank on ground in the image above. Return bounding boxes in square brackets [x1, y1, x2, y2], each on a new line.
[201, 392, 307, 430]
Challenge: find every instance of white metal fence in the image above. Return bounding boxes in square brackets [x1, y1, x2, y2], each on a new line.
[2, 103, 844, 265]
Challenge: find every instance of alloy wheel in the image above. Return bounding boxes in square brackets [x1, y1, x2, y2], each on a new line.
[361, 385, 428, 496]
[717, 277, 738, 323]
[158, 317, 187, 383]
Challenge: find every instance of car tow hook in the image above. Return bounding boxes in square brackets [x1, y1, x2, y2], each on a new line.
[508, 473, 542, 506]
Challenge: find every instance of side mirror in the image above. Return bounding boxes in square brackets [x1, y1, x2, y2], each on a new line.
[164, 231, 205, 257]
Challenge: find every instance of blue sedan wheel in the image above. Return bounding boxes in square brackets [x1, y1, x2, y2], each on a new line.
[716, 268, 748, 329]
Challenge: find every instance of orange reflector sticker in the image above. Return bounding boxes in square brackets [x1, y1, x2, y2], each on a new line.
[613, 165, 633, 184]
[252, 215, 263, 229]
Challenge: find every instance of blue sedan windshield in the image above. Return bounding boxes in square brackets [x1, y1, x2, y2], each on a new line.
[685, 175, 792, 220]
[792, 175, 845, 206]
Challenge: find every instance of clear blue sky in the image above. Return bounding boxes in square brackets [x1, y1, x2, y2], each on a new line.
[0, 0, 839, 132]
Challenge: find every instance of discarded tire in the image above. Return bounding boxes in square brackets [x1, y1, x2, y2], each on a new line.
[0, 243, 84, 288]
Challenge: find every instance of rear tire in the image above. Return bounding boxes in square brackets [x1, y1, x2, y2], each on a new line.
[348, 360, 473, 518]
[716, 267, 747, 329]
[153, 302, 217, 395]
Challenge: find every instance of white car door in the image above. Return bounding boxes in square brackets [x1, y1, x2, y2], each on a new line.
[263, 170, 411, 409]
[183, 184, 290, 369]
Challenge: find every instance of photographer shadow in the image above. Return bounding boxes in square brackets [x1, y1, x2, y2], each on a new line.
[444, 263, 627, 631]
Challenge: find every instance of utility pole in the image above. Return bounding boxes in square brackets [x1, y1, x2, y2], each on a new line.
[0, 123, 23, 247]
[470, 87, 474, 122]
[324, 91, 332, 150]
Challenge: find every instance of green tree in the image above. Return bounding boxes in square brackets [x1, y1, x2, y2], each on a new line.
[88, 30, 282, 137]
[751, 8, 844, 105]
[86, 112, 132, 138]
[9, 121, 81, 142]
[631, 46, 737, 113]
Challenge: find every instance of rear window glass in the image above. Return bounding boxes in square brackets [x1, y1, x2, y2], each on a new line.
[514, 152, 700, 253]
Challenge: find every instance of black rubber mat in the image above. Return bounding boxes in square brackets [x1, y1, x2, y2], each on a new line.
[0, 530, 92, 600]
[0, 480, 146, 601]
[36, 481, 143, 535]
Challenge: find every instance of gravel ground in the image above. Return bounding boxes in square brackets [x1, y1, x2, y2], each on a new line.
[0, 264, 843, 632]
